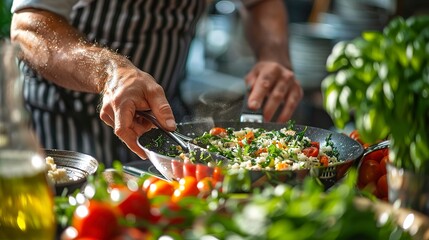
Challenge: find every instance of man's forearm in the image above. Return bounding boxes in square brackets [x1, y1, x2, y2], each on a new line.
[10, 8, 124, 93]
[243, 0, 291, 69]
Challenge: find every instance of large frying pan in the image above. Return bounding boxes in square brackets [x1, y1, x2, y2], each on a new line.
[138, 121, 364, 189]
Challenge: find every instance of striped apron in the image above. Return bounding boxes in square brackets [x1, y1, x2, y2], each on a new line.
[20, 0, 206, 167]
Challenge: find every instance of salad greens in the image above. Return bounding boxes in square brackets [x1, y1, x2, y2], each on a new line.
[55, 163, 413, 240]
[185, 169, 411, 240]
[0, 0, 12, 39]
[322, 16, 429, 174]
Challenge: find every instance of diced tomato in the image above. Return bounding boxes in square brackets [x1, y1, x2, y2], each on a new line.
[245, 131, 255, 143]
[319, 155, 329, 167]
[209, 127, 227, 137]
[302, 146, 319, 157]
[310, 141, 320, 149]
[255, 148, 267, 156]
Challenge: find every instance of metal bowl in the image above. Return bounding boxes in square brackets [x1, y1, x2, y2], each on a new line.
[44, 149, 98, 195]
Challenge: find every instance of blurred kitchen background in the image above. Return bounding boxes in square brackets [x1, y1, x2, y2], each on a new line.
[180, 0, 429, 130]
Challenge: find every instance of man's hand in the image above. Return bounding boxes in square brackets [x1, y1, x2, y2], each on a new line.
[245, 61, 303, 122]
[99, 64, 176, 159]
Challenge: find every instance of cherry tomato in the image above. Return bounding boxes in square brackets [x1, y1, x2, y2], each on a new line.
[171, 160, 184, 179]
[172, 176, 199, 202]
[183, 163, 196, 178]
[349, 129, 364, 144]
[72, 200, 120, 240]
[209, 127, 227, 137]
[147, 179, 175, 199]
[117, 190, 151, 220]
[379, 155, 388, 176]
[358, 159, 382, 187]
[197, 177, 214, 196]
[377, 174, 388, 199]
[142, 176, 160, 193]
[302, 147, 319, 157]
[196, 164, 211, 181]
[363, 149, 385, 163]
[212, 166, 224, 185]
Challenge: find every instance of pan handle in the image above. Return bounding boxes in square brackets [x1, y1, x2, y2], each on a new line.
[362, 140, 390, 157]
[355, 140, 390, 169]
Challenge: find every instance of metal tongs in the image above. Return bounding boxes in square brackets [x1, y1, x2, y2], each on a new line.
[137, 110, 229, 164]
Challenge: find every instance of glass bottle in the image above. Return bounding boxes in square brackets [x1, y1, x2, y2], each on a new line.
[0, 40, 56, 239]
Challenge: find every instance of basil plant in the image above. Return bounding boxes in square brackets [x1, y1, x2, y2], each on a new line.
[322, 16, 429, 174]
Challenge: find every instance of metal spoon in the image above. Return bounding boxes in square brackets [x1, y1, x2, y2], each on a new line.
[136, 110, 229, 164]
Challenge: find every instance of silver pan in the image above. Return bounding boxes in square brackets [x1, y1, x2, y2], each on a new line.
[137, 121, 365, 189]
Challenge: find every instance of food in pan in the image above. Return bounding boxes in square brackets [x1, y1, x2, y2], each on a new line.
[181, 125, 340, 171]
[45, 156, 70, 183]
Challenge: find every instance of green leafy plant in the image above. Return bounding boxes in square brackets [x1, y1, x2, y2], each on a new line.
[322, 16, 429, 174]
[0, 0, 12, 39]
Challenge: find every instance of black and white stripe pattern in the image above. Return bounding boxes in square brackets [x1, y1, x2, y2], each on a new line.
[22, 0, 206, 167]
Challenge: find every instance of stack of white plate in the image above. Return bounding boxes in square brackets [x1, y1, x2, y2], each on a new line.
[334, 0, 390, 33]
[289, 23, 338, 89]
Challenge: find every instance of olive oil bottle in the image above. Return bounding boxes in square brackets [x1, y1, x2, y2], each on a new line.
[0, 40, 56, 239]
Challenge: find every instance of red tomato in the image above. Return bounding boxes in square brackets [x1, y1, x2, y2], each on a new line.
[310, 141, 320, 149]
[319, 155, 329, 167]
[146, 179, 175, 199]
[379, 155, 388, 176]
[117, 191, 151, 220]
[209, 127, 227, 136]
[172, 176, 199, 202]
[183, 163, 196, 178]
[377, 174, 388, 199]
[171, 160, 184, 179]
[245, 131, 255, 143]
[72, 200, 120, 240]
[197, 177, 214, 196]
[196, 164, 211, 181]
[349, 129, 364, 144]
[358, 159, 382, 187]
[302, 147, 319, 157]
[142, 176, 160, 193]
[212, 166, 224, 183]
[363, 150, 385, 163]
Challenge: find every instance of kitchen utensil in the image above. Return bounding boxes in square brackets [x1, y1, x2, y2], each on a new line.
[137, 121, 366, 189]
[240, 90, 263, 123]
[44, 149, 98, 195]
[137, 110, 230, 181]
